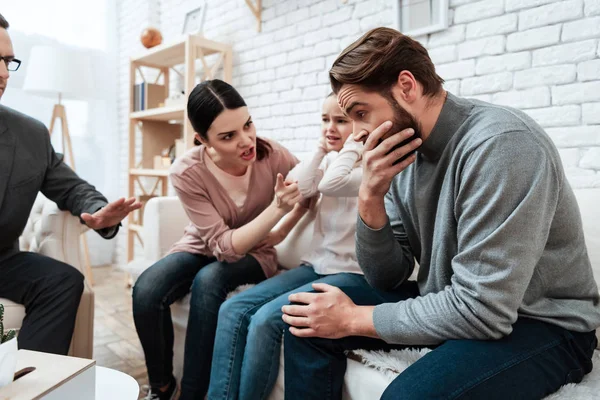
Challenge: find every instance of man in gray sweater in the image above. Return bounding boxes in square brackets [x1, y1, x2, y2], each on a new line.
[281, 27, 600, 399]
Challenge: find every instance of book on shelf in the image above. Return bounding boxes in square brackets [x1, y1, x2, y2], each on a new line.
[133, 83, 165, 112]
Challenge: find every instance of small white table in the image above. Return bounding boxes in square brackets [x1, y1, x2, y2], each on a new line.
[96, 366, 139, 399]
[0, 350, 139, 399]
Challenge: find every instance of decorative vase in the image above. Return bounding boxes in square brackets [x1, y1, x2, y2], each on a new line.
[0, 337, 17, 387]
[141, 27, 163, 49]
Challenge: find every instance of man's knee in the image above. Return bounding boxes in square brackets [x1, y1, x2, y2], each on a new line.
[380, 373, 430, 400]
[38, 263, 84, 312]
[52, 263, 84, 297]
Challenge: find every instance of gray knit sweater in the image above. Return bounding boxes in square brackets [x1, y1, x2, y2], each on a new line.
[356, 93, 600, 345]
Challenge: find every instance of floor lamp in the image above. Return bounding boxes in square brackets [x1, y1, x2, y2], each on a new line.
[23, 46, 96, 286]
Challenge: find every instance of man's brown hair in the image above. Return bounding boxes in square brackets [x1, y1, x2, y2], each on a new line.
[330, 27, 443, 97]
[0, 13, 9, 30]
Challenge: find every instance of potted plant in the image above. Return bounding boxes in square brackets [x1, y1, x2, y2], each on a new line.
[0, 304, 17, 387]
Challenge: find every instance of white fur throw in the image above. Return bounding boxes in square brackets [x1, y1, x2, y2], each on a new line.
[352, 348, 600, 400]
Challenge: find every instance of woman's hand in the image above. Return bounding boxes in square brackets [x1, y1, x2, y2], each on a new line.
[273, 173, 303, 214]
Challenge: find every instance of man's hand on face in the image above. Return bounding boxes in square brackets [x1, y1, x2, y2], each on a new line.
[81, 197, 142, 230]
[356, 121, 422, 199]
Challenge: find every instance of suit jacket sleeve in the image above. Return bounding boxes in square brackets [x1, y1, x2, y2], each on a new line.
[40, 128, 118, 239]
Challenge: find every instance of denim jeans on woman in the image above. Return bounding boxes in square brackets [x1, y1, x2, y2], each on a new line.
[132, 251, 266, 400]
[207, 264, 370, 400]
[282, 282, 599, 400]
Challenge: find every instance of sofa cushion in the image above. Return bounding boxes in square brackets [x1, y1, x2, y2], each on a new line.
[274, 202, 318, 270]
[0, 299, 25, 331]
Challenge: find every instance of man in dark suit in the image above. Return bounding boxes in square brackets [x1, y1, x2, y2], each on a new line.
[0, 13, 141, 355]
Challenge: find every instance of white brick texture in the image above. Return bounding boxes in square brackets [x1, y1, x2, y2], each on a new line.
[429, 25, 466, 48]
[458, 36, 505, 59]
[526, 105, 581, 127]
[532, 40, 597, 67]
[115, 0, 600, 263]
[546, 126, 600, 147]
[585, 0, 600, 15]
[506, 25, 561, 51]
[505, 0, 561, 12]
[461, 72, 513, 95]
[476, 52, 531, 75]
[583, 103, 600, 123]
[562, 16, 600, 42]
[492, 87, 551, 108]
[466, 14, 518, 39]
[514, 65, 577, 89]
[578, 59, 600, 81]
[581, 148, 600, 170]
[518, 0, 583, 31]
[437, 60, 476, 80]
[551, 81, 600, 105]
[454, 0, 505, 24]
[429, 45, 458, 64]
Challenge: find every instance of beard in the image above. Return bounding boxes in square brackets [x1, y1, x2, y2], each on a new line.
[379, 91, 423, 165]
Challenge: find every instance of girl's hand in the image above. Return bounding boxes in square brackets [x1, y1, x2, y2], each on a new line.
[318, 136, 329, 153]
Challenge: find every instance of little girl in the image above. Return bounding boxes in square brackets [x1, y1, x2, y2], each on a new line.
[207, 93, 368, 400]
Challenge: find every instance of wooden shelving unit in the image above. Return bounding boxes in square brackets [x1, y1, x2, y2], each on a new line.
[127, 34, 233, 262]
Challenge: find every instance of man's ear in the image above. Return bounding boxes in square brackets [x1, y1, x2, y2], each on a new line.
[393, 71, 418, 103]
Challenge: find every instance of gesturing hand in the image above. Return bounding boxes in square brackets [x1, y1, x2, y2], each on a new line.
[273, 173, 302, 214]
[358, 121, 422, 199]
[81, 197, 142, 230]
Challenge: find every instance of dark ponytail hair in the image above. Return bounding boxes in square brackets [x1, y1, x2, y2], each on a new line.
[187, 79, 272, 160]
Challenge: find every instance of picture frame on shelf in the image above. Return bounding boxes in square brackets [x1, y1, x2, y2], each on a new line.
[182, 3, 207, 35]
[394, 0, 449, 37]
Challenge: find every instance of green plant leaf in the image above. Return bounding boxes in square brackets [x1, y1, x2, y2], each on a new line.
[3, 331, 16, 342]
[0, 304, 4, 341]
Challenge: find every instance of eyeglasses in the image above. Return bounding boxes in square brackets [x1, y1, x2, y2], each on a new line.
[0, 56, 21, 71]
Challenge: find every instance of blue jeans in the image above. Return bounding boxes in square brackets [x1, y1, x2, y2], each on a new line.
[207, 265, 369, 400]
[132, 252, 265, 400]
[283, 282, 598, 400]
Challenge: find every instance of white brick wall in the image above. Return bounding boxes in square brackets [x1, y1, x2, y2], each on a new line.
[506, 25, 561, 51]
[517, 0, 583, 31]
[115, 0, 600, 263]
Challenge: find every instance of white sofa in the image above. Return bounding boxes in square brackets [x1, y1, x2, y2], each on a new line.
[130, 188, 600, 399]
[1, 193, 95, 359]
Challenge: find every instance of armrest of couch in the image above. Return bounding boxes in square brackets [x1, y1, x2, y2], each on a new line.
[141, 196, 188, 261]
[19, 193, 94, 359]
[125, 196, 188, 282]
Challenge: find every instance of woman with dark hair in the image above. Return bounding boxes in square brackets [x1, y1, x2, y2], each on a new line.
[133, 79, 305, 400]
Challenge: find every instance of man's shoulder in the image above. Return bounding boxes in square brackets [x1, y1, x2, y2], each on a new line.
[0, 104, 47, 135]
[459, 99, 550, 151]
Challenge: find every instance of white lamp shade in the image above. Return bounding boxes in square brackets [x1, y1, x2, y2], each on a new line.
[22, 46, 95, 100]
